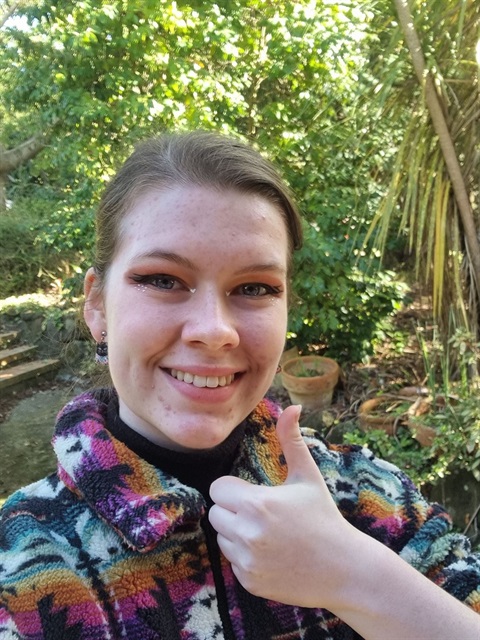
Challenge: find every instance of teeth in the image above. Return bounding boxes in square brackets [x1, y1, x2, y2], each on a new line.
[170, 369, 234, 388]
[193, 375, 207, 388]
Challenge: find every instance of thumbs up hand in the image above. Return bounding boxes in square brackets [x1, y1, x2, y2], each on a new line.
[211, 406, 480, 640]
[209, 405, 359, 609]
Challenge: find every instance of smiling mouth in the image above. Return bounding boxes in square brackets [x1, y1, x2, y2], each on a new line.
[169, 368, 236, 388]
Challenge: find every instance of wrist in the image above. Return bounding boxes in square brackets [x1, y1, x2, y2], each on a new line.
[317, 523, 383, 614]
[323, 526, 480, 640]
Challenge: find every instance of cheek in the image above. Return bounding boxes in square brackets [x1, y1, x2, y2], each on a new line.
[268, 298, 288, 338]
[106, 288, 162, 329]
[241, 305, 287, 356]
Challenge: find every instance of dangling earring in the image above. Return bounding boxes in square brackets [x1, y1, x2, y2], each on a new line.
[95, 331, 108, 365]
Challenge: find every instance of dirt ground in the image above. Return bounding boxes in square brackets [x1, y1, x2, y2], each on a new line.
[0, 380, 86, 498]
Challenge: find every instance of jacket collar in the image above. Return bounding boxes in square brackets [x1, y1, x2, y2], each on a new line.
[52, 390, 286, 553]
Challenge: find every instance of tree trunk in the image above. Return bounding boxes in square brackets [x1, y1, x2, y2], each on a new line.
[0, 134, 48, 211]
[393, 0, 480, 301]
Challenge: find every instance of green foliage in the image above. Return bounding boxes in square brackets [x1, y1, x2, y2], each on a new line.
[344, 396, 480, 489]
[417, 323, 480, 394]
[409, 396, 480, 483]
[372, 317, 410, 356]
[0, 199, 84, 297]
[0, 291, 66, 316]
[345, 327, 480, 488]
[363, 0, 480, 347]
[0, 208, 41, 297]
[0, 1, 410, 361]
[290, 243, 407, 361]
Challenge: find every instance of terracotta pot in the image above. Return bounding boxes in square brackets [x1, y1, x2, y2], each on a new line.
[407, 421, 437, 447]
[359, 393, 439, 445]
[281, 355, 340, 410]
[358, 397, 401, 436]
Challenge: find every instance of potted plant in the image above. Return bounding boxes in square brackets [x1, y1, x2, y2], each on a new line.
[281, 355, 340, 410]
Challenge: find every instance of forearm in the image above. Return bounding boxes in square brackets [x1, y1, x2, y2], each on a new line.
[329, 526, 480, 640]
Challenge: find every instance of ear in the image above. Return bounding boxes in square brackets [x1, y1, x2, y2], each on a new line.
[84, 267, 106, 341]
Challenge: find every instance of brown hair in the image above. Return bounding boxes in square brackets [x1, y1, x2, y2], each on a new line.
[93, 131, 303, 281]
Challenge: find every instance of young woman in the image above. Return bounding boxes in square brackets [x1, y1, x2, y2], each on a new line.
[0, 131, 479, 639]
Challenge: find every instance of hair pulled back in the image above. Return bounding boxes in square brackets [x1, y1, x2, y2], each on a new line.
[94, 131, 303, 281]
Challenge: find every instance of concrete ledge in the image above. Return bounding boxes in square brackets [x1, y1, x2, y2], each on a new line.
[0, 331, 20, 349]
[0, 345, 37, 369]
[0, 359, 61, 396]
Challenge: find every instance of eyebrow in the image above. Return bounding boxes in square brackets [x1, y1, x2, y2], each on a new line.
[234, 263, 287, 277]
[129, 250, 286, 277]
[129, 250, 196, 270]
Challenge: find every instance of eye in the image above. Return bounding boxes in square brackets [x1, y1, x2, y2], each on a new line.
[234, 283, 283, 297]
[131, 274, 186, 291]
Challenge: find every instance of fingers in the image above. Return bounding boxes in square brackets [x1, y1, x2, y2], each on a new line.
[208, 503, 236, 542]
[210, 475, 255, 512]
[208, 483, 263, 566]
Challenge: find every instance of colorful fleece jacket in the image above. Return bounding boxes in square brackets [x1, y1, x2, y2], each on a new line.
[0, 390, 479, 640]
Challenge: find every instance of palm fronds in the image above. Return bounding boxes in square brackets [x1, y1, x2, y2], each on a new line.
[365, 0, 479, 348]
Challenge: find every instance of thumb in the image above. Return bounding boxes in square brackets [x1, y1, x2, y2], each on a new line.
[276, 405, 321, 483]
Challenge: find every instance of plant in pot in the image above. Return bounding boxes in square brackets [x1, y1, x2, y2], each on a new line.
[281, 355, 340, 411]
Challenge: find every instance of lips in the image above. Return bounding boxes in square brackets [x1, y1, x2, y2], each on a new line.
[170, 368, 235, 388]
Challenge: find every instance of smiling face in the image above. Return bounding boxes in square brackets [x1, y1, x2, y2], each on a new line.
[84, 185, 289, 451]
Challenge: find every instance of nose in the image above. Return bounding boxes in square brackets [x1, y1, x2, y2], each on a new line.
[181, 288, 240, 350]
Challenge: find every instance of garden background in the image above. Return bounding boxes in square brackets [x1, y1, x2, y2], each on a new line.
[0, 0, 479, 541]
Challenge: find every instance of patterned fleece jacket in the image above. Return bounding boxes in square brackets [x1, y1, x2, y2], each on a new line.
[0, 390, 479, 640]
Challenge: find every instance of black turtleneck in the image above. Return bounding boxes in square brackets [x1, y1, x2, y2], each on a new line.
[106, 398, 247, 506]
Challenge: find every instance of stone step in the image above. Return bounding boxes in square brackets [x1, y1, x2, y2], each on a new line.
[0, 331, 20, 349]
[0, 359, 61, 396]
[0, 345, 37, 369]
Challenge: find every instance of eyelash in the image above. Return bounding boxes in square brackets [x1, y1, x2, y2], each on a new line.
[132, 274, 182, 291]
[131, 274, 282, 297]
[234, 283, 282, 297]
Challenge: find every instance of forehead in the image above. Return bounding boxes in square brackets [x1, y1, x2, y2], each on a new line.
[117, 185, 289, 258]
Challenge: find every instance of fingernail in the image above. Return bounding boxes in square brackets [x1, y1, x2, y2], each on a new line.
[294, 404, 302, 421]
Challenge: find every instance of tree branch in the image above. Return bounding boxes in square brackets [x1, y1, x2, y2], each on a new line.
[0, 1, 24, 29]
[0, 133, 47, 173]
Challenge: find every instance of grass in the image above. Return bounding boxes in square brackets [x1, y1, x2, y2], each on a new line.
[0, 292, 66, 314]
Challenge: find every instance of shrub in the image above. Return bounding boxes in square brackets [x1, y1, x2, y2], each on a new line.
[343, 329, 480, 491]
[288, 221, 408, 362]
[0, 208, 43, 297]
[0, 198, 86, 298]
